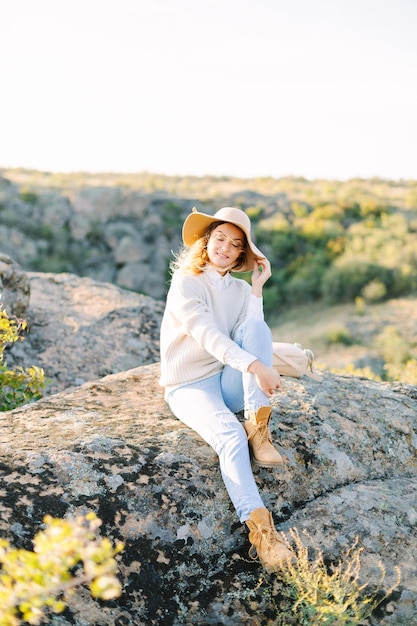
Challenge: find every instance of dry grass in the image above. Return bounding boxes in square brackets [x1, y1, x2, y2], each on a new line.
[272, 529, 402, 625]
[270, 296, 417, 375]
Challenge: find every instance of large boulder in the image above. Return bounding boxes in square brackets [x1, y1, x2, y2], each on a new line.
[6, 272, 164, 394]
[1, 266, 417, 624]
[1, 365, 416, 625]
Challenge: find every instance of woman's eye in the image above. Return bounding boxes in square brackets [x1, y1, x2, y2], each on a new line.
[213, 233, 241, 249]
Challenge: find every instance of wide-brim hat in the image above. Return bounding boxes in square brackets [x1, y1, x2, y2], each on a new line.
[182, 206, 265, 273]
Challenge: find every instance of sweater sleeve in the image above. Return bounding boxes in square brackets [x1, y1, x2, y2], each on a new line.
[224, 343, 257, 371]
[166, 273, 248, 364]
[246, 294, 264, 320]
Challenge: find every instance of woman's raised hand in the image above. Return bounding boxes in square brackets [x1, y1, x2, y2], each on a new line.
[251, 258, 271, 297]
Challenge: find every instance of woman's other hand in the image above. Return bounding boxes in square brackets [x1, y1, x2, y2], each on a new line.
[247, 359, 281, 398]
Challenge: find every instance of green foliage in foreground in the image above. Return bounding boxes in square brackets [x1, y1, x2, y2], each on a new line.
[0, 517, 402, 626]
[0, 513, 123, 626]
[0, 308, 47, 411]
[270, 529, 401, 625]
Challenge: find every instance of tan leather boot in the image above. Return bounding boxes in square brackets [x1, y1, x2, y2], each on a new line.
[244, 406, 285, 467]
[246, 507, 294, 572]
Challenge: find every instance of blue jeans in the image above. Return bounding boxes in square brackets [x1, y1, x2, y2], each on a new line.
[167, 319, 273, 523]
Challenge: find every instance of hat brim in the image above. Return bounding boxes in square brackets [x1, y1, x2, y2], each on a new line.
[182, 210, 265, 273]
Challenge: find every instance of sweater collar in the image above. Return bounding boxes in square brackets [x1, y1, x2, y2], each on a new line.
[203, 266, 232, 289]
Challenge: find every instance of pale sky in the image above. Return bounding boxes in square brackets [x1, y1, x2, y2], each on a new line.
[1, 0, 416, 180]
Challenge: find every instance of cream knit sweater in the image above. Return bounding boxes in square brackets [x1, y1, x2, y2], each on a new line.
[159, 268, 260, 393]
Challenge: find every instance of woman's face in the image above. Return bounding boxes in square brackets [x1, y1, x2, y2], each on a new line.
[206, 223, 245, 273]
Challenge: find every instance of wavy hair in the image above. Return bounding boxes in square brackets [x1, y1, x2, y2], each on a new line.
[170, 221, 248, 275]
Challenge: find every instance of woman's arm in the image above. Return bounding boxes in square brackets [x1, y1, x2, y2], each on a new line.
[248, 257, 281, 396]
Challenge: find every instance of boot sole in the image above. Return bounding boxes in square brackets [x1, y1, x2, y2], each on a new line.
[252, 456, 287, 468]
[260, 555, 295, 572]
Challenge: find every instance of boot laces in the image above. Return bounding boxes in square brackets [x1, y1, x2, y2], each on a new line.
[255, 422, 272, 445]
[248, 523, 282, 561]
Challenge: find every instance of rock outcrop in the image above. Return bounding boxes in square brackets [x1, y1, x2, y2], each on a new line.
[0, 253, 31, 317]
[1, 267, 417, 624]
[1, 366, 417, 625]
[6, 271, 164, 395]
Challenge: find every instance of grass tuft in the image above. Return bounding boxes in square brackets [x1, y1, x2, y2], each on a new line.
[273, 529, 401, 625]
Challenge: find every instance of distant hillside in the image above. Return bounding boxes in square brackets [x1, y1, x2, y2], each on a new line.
[2, 167, 417, 204]
[0, 167, 416, 384]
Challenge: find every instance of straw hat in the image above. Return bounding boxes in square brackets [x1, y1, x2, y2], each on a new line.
[182, 207, 265, 272]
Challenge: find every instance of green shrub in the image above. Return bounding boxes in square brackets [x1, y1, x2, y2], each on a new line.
[31, 254, 72, 274]
[405, 185, 417, 209]
[0, 365, 46, 411]
[384, 359, 417, 384]
[262, 282, 283, 315]
[354, 296, 366, 315]
[0, 307, 47, 411]
[374, 326, 410, 365]
[320, 259, 395, 304]
[286, 268, 322, 304]
[0, 513, 123, 625]
[359, 198, 390, 218]
[161, 201, 184, 235]
[309, 203, 344, 221]
[299, 215, 344, 246]
[326, 325, 354, 346]
[19, 188, 38, 204]
[329, 364, 382, 381]
[291, 201, 309, 218]
[361, 279, 387, 303]
[275, 529, 401, 625]
[245, 206, 263, 221]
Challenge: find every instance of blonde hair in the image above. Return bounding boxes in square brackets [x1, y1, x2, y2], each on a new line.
[170, 221, 248, 275]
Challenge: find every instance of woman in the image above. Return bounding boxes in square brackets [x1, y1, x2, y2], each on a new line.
[159, 206, 293, 571]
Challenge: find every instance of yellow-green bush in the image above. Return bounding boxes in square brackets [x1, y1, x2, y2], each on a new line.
[325, 325, 354, 346]
[374, 326, 410, 366]
[361, 279, 387, 303]
[384, 359, 417, 385]
[0, 513, 123, 626]
[0, 308, 47, 411]
[274, 529, 401, 626]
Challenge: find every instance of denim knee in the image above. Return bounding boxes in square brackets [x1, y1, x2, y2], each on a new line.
[241, 318, 271, 343]
[235, 319, 273, 366]
[210, 413, 248, 458]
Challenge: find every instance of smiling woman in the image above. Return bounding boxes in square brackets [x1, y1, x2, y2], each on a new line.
[159, 206, 295, 572]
